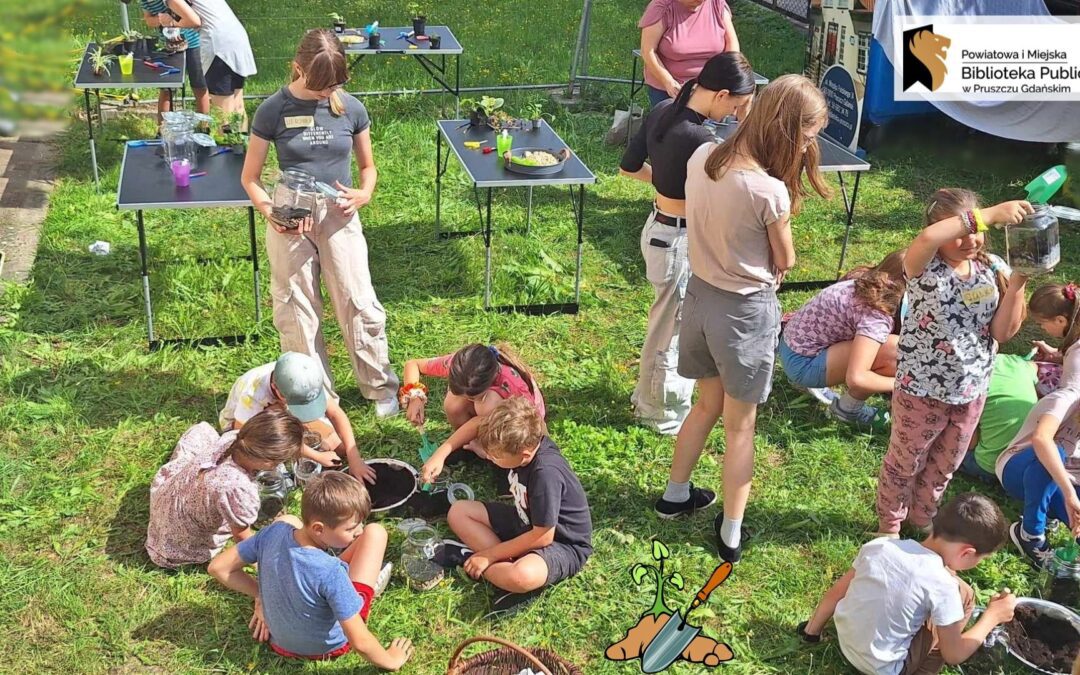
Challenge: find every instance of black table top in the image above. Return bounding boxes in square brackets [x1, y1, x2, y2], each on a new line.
[340, 26, 463, 55]
[631, 49, 768, 86]
[438, 120, 597, 188]
[116, 143, 251, 210]
[709, 121, 870, 173]
[74, 43, 186, 90]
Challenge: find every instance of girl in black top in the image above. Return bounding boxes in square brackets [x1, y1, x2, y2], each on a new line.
[619, 52, 756, 437]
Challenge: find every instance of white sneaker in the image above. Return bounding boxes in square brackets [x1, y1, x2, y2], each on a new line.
[374, 396, 400, 418]
[374, 562, 392, 597]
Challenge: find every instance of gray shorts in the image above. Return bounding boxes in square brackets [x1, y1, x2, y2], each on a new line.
[678, 275, 780, 405]
[484, 502, 590, 587]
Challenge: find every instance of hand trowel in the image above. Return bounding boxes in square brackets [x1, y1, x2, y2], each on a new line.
[641, 562, 733, 673]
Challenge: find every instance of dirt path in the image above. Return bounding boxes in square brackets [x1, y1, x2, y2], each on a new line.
[0, 137, 57, 282]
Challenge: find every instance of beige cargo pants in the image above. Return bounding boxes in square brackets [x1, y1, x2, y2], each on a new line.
[266, 188, 399, 402]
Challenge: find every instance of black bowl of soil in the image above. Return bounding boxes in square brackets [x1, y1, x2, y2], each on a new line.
[996, 598, 1080, 674]
[364, 459, 419, 513]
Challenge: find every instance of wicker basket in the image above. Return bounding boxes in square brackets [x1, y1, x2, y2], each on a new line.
[447, 636, 583, 675]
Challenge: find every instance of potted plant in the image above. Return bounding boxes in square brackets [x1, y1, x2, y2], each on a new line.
[407, 1, 426, 36]
[122, 29, 141, 54]
[217, 111, 247, 154]
[329, 12, 346, 34]
[89, 46, 115, 77]
[459, 97, 482, 126]
[521, 101, 550, 130]
[367, 23, 381, 49]
[479, 95, 508, 129]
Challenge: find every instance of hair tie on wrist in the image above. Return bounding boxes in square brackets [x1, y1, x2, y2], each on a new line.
[1065, 283, 1077, 302]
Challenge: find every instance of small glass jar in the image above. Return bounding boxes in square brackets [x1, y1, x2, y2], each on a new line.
[400, 523, 444, 591]
[293, 457, 322, 488]
[255, 470, 289, 524]
[1006, 203, 1060, 275]
[1043, 547, 1080, 608]
[272, 169, 316, 229]
[303, 430, 323, 454]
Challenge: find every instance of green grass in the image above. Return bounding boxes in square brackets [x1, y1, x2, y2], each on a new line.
[1, 1, 1074, 673]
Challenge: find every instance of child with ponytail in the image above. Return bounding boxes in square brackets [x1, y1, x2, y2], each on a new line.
[875, 189, 1032, 537]
[147, 408, 305, 568]
[401, 344, 546, 485]
[999, 282, 1080, 566]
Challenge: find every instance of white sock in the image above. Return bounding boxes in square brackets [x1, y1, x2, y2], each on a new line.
[663, 480, 691, 503]
[720, 516, 742, 549]
[838, 392, 864, 413]
[1020, 526, 1044, 542]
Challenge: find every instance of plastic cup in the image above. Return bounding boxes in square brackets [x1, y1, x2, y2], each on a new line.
[496, 131, 513, 157]
[118, 53, 134, 76]
[171, 159, 191, 187]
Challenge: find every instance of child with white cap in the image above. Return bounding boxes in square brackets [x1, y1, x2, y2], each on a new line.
[220, 352, 376, 484]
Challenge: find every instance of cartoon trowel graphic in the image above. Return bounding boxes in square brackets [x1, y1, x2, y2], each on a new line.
[640, 562, 733, 673]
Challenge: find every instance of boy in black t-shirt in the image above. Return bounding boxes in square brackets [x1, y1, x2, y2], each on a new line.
[443, 396, 593, 614]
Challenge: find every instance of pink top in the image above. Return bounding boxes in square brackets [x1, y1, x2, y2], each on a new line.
[639, 0, 730, 90]
[783, 280, 894, 357]
[423, 351, 547, 419]
[146, 422, 261, 568]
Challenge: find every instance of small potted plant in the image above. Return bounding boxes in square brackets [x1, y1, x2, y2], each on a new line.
[217, 111, 247, 154]
[521, 101, 550, 130]
[479, 95, 506, 129]
[329, 12, 346, 34]
[367, 23, 381, 49]
[89, 46, 115, 77]
[459, 97, 482, 126]
[122, 29, 141, 55]
[407, 1, 426, 36]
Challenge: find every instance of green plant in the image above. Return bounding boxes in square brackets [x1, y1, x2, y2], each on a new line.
[407, 1, 425, 18]
[122, 29, 142, 41]
[88, 46, 114, 76]
[521, 101, 547, 120]
[629, 541, 684, 619]
[328, 12, 344, 23]
[478, 95, 504, 117]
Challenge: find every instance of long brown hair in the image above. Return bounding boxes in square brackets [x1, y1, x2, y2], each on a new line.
[448, 343, 538, 398]
[925, 188, 1012, 303]
[843, 249, 907, 316]
[215, 408, 305, 468]
[292, 29, 348, 115]
[1030, 283, 1080, 353]
[703, 74, 832, 216]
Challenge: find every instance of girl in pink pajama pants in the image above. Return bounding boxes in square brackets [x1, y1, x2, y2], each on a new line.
[876, 189, 1032, 535]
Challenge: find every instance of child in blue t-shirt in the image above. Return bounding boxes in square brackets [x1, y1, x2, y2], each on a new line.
[139, 0, 209, 117]
[209, 473, 412, 669]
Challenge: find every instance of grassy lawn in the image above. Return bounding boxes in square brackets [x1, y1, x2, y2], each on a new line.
[1, 1, 1073, 673]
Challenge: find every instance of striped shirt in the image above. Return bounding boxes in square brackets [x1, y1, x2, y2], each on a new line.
[139, 0, 201, 48]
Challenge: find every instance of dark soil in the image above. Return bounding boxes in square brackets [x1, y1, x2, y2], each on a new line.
[404, 490, 451, 519]
[1004, 605, 1079, 673]
[256, 496, 284, 524]
[367, 462, 416, 510]
[1048, 575, 1080, 608]
[270, 206, 310, 229]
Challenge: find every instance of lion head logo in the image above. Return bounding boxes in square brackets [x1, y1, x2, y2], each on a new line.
[903, 24, 950, 92]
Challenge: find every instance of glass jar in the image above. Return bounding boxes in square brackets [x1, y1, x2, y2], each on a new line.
[1043, 547, 1080, 608]
[1006, 203, 1060, 275]
[293, 457, 322, 488]
[272, 169, 315, 229]
[303, 430, 323, 454]
[255, 470, 289, 524]
[162, 120, 196, 170]
[400, 523, 444, 591]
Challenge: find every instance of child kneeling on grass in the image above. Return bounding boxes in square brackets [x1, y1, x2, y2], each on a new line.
[147, 408, 304, 568]
[208, 472, 411, 670]
[798, 493, 1016, 675]
[441, 396, 593, 615]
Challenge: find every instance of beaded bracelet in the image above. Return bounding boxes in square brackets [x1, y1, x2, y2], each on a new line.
[399, 382, 429, 408]
[960, 210, 976, 234]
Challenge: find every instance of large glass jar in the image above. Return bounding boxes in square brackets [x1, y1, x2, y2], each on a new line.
[162, 119, 196, 170]
[1006, 203, 1060, 275]
[293, 457, 322, 488]
[400, 523, 444, 591]
[255, 470, 289, 524]
[271, 169, 316, 229]
[1043, 547, 1080, 608]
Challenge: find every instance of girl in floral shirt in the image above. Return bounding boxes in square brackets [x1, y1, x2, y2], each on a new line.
[146, 408, 304, 568]
[875, 189, 1031, 536]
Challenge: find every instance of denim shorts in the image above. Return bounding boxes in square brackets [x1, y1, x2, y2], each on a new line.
[778, 338, 829, 389]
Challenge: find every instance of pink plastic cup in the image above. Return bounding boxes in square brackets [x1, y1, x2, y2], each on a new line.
[171, 159, 191, 187]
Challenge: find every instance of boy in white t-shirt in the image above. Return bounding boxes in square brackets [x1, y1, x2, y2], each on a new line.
[797, 493, 1016, 675]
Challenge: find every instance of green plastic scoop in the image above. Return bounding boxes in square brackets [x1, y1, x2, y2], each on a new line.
[419, 430, 439, 492]
[1025, 165, 1068, 204]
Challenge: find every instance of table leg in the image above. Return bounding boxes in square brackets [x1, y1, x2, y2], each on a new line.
[627, 54, 638, 146]
[835, 172, 861, 278]
[435, 128, 442, 238]
[167, 88, 174, 113]
[482, 187, 493, 310]
[454, 54, 461, 118]
[96, 91, 104, 133]
[248, 207, 261, 324]
[573, 184, 584, 305]
[526, 186, 533, 236]
[85, 90, 100, 190]
[136, 210, 156, 348]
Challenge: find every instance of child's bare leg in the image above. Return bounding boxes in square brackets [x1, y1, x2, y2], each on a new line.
[342, 523, 388, 586]
[872, 335, 899, 377]
[192, 88, 210, 115]
[447, 501, 502, 551]
[444, 393, 475, 429]
[156, 90, 170, 126]
[484, 554, 548, 594]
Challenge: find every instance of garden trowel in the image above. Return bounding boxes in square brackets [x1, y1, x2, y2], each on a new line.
[418, 426, 439, 491]
[640, 562, 733, 673]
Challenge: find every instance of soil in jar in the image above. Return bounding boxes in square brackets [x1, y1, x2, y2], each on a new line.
[404, 558, 443, 590]
[367, 463, 416, 510]
[270, 206, 311, 229]
[256, 495, 285, 524]
[404, 490, 451, 519]
[1048, 574, 1080, 609]
[1003, 605, 1079, 673]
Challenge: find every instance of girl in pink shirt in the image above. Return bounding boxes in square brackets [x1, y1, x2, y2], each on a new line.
[399, 344, 545, 484]
[639, 0, 741, 106]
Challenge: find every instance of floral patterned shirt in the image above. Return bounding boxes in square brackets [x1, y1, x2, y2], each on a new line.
[896, 255, 999, 404]
[145, 422, 260, 568]
[783, 279, 894, 357]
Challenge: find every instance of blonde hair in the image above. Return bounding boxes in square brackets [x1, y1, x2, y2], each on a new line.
[703, 74, 832, 216]
[292, 29, 349, 116]
[215, 408, 304, 468]
[478, 396, 544, 459]
[301, 472, 371, 527]
[1030, 283, 1080, 353]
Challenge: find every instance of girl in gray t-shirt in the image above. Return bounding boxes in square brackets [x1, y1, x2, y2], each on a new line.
[241, 29, 400, 417]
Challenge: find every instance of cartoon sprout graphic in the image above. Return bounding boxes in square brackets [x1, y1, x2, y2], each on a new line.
[631, 541, 685, 618]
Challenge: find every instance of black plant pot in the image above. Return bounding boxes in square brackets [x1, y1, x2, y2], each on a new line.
[412, 16, 426, 36]
[333, 21, 345, 33]
[469, 107, 484, 127]
[429, 34, 442, 49]
[122, 39, 135, 55]
[110, 42, 127, 56]
[231, 143, 246, 155]
[134, 37, 152, 58]
[368, 33, 381, 48]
